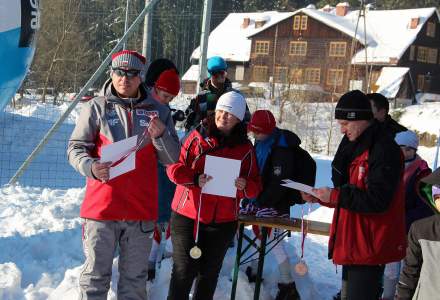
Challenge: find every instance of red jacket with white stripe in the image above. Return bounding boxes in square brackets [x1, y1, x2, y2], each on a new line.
[322, 132, 407, 265]
[167, 126, 261, 224]
[67, 82, 180, 221]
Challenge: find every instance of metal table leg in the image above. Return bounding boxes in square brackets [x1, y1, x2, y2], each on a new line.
[231, 223, 245, 300]
[254, 226, 268, 300]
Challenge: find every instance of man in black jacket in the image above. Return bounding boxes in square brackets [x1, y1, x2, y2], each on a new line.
[245, 110, 316, 300]
[367, 92, 407, 137]
[184, 56, 233, 131]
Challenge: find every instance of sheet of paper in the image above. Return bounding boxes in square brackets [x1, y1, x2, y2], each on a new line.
[202, 155, 241, 198]
[101, 135, 138, 180]
[281, 179, 318, 197]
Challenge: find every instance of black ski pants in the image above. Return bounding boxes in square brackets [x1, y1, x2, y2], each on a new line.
[340, 264, 385, 300]
[167, 212, 237, 300]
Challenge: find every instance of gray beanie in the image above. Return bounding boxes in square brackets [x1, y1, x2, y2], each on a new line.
[111, 50, 146, 71]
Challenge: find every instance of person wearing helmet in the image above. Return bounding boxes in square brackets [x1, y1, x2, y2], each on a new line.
[184, 56, 249, 132]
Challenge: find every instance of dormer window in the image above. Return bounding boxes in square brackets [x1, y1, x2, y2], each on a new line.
[293, 15, 308, 30]
[427, 22, 436, 37]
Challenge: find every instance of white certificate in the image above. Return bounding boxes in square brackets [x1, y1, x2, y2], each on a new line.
[202, 155, 241, 198]
[281, 179, 318, 197]
[101, 135, 138, 180]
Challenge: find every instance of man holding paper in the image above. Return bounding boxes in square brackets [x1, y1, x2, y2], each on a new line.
[303, 90, 406, 300]
[166, 91, 261, 300]
[67, 50, 179, 300]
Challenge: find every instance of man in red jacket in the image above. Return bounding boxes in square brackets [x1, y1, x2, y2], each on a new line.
[68, 50, 180, 299]
[303, 90, 406, 300]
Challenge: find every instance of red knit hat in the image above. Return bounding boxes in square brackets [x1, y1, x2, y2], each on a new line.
[248, 110, 276, 134]
[154, 69, 180, 96]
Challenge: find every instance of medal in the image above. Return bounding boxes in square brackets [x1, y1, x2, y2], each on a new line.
[190, 193, 204, 260]
[295, 260, 308, 276]
[190, 245, 202, 259]
[295, 204, 310, 276]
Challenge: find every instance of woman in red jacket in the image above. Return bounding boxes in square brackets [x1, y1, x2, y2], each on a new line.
[166, 91, 261, 300]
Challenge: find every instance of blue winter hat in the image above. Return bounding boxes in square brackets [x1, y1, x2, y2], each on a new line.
[395, 130, 419, 150]
[207, 56, 228, 74]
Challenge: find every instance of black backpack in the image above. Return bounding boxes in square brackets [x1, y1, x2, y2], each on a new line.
[289, 144, 317, 205]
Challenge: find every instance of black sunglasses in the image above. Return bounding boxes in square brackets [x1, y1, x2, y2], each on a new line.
[112, 68, 140, 78]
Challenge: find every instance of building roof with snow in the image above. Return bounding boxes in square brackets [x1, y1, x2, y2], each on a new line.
[247, 6, 439, 65]
[190, 11, 294, 62]
[189, 6, 439, 65]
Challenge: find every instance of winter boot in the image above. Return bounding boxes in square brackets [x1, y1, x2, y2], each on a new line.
[245, 266, 257, 283]
[275, 282, 300, 300]
[245, 266, 265, 283]
[147, 261, 156, 281]
[333, 290, 341, 300]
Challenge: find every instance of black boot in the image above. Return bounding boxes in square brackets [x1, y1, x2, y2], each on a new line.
[275, 282, 300, 300]
[245, 266, 257, 283]
[333, 290, 341, 300]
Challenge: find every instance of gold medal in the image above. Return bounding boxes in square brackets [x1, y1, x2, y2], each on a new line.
[294, 260, 308, 276]
[189, 245, 202, 259]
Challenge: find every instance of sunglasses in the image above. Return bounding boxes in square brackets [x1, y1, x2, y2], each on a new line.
[112, 68, 140, 78]
[210, 70, 226, 76]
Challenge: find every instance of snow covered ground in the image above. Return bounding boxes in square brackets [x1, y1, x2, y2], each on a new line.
[1, 97, 439, 299]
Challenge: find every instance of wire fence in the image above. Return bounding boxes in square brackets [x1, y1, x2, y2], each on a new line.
[0, 2, 345, 189]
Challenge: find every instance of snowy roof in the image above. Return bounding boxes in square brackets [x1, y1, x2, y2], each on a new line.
[247, 8, 374, 45]
[190, 11, 293, 62]
[181, 64, 199, 82]
[374, 67, 409, 98]
[247, 7, 439, 65]
[350, 7, 440, 64]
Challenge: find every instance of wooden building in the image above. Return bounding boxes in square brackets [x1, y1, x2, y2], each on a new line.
[183, 4, 440, 103]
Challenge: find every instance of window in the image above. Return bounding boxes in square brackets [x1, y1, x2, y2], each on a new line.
[255, 41, 270, 55]
[293, 16, 301, 30]
[427, 22, 436, 37]
[274, 67, 288, 83]
[409, 45, 416, 61]
[289, 41, 307, 56]
[327, 69, 344, 86]
[428, 48, 438, 64]
[235, 65, 244, 81]
[293, 15, 308, 30]
[290, 68, 303, 84]
[329, 42, 347, 57]
[417, 46, 429, 62]
[417, 74, 425, 91]
[300, 16, 308, 30]
[305, 68, 321, 84]
[253, 65, 268, 82]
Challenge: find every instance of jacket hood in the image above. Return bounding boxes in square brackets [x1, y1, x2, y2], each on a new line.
[277, 128, 301, 148]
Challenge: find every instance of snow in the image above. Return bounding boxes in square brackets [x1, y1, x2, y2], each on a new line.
[181, 64, 200, 82]
[397, 102, 440, 136]
[350, 8, 439, 64]
[190, 11, 293, 62]
[1, 96, 440, 299]
[201, 7, 438, 66]
[375, 67, 409, 98]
